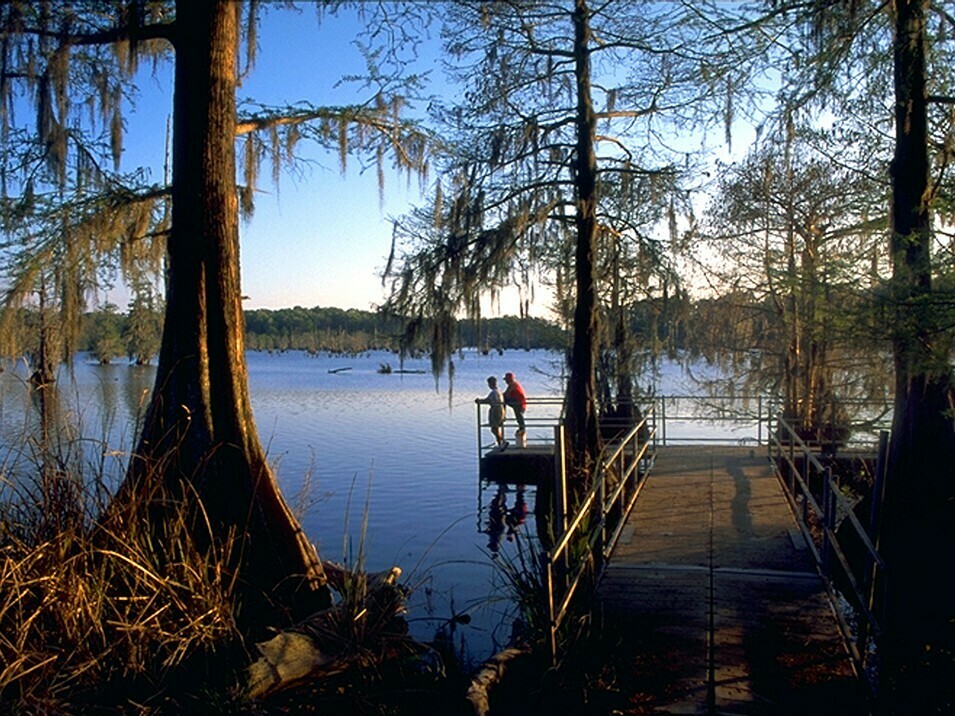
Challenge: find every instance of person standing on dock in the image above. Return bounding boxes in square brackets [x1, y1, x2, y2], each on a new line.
[476, 376, 507, 448]
[503, 372, 527, 444]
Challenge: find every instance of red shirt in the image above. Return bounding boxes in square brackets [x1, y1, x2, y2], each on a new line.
[504, 380, 526, 410]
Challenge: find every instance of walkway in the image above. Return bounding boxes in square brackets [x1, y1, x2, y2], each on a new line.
[594, 445, 868, 715]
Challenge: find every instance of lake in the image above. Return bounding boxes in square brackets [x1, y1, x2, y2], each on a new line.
[0, 348, 708, 663]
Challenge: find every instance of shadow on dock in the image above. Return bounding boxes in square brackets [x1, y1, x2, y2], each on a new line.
[592, 445, 869, 714]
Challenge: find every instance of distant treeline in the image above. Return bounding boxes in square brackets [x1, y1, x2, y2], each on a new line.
[53, 293, 802, 364]
[53, 299, 700, 362]
[36, 304, 568, 361]
[244, 306, 568, 353]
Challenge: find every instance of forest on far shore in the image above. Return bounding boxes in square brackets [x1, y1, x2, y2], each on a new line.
[37, 303, 571, 361]
[242, 305, 569, 353]
[27, 286, 891, 408]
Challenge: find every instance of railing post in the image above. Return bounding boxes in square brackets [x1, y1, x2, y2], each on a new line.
[476, 400, 482, 457]
[554, 424, 568, 534]
[597, 470, 606, 568]
[652, 401, 658, 452]
[766, 400, 783, 459]
[628, 431, 636, 493]
[787, 423, 796, 496]
[545, 554, 557, 666]
[622, 435, 629, 499]
[661, 396, 667, 446]
[822, 466, 834, 578]
[859, 430, 890, 658]
[767, 400, 774, 460]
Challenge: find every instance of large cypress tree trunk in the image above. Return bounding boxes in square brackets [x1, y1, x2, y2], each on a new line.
[566, 0, 600, 482]
[881, 0, 955, 707]
[120, 0, 328, 631]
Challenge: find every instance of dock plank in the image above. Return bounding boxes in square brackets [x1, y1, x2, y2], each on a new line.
[595, 446, 867, 714]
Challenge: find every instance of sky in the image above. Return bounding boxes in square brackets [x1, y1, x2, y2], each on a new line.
[234, 8, 440, 312]
[116, 4, 755, 318]
[121, 5, 474, 315]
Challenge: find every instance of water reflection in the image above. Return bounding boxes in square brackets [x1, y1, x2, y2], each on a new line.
[482, 482, 531, 556]
[2, 349, 571, 664]
[121, 365, 155, 438]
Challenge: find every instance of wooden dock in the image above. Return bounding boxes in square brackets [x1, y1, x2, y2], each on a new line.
[479, 444, 555, 484]
[595, 445, 869, 715]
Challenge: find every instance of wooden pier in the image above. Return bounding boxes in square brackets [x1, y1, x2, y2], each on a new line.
[479, 443, 555, 484]
[594, 445, 868, 715]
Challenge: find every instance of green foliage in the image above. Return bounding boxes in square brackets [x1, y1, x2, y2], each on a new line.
[0, 3, 170, 378]
[124, 284, 164, 365]
[5, 302, 568, 362]
[89, 303, 124, 364]
[244, 305, 567, 353]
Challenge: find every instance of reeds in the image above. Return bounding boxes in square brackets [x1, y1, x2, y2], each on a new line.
[0, 374, 434, 712]
[0, 435, 239, 711]
[487, 512, 598, 663]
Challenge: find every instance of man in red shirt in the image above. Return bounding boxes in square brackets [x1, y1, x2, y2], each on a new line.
[503, 372, 527, 436]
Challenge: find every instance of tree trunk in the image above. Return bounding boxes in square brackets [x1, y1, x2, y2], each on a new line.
[120, 0, 328, 631]
[612, 248, 635, 424]
[881, 0, 955, 707]
[566, 0, 600, 483]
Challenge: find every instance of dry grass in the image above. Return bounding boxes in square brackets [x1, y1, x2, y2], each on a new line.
[0, 443, 240, 712]
[0, 379, 441, 713]
[0, 441, 434, 713]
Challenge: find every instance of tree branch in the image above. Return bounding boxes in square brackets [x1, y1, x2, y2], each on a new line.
[17, 20, 174, 47]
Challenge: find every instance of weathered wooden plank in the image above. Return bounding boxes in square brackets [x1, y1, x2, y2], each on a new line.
[597, 567, 710, 712]
[594, 446, 868, 714]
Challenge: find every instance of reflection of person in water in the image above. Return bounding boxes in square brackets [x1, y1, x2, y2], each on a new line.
[486, 484, 531, 553]
[486, 484, 508, 555]
[506, 485, 528, 542]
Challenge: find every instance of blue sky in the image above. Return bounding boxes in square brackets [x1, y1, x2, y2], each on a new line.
[235, 8, 438, 312]
[122, 6, 463, 314]
[117, 4, 753, 317]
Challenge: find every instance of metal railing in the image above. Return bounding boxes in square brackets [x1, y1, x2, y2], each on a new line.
[476, 393, 893, 455]
[656, 394, 769, 445]
[475, 396, 564, 455]
[769, 415, 887, 690]
[477, 393, 770, 457]
[542, 406, 656, 664]
[476, 394, 890, 671]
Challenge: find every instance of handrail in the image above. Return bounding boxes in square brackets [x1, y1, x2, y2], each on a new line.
[769, 414, 887, 689]
[477, 393, 890, 456]
[600, 428, 655, 560]
[477, 394, 889, 672]
[656, 394, 767, 446]
[475, 396, 565, 455]
[542, 405, 657, 664]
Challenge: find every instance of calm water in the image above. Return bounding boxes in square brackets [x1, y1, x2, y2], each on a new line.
[0, 348, 708, 661]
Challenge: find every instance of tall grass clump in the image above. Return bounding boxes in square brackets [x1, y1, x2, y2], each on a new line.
[488, 535, 552, 650]
[305, 475, 420, 675]
[0, 378, 441, 712]
[498, 530, 597, 652]
[246, 476, 453, 715]
[0, 434, 241, 712]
